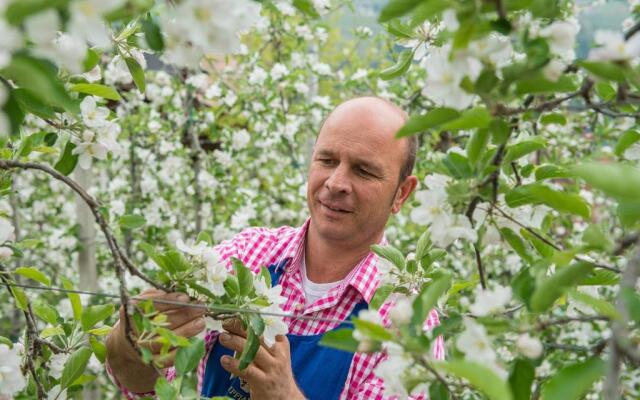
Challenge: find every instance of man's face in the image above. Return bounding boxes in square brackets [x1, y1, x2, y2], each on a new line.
[306, 100, 411, 246]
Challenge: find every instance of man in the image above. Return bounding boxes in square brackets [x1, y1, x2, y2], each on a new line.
[106, 96, 443, 399]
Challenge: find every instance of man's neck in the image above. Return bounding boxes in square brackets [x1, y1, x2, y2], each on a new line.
[304, 223, 383, 283]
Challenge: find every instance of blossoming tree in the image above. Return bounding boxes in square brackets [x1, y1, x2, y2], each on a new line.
[0, 0, 639, 399]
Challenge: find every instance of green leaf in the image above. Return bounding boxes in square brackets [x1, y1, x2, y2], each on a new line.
[409, 0, 449, 27]
[70, 83, 122, 101]
[89, 335, 106, 363]
[530, 261, 595, 312]
[618, 199, 640, 227]
[81, 304, 114, 331]
[503, 138, 546, 165]
[14, 266, 50, 286]
[595, 81, 616, 101]
[581, 225, 613, 252]
[415, 230, 432, 262]
[466, 128, 490, 165]
[54, 140, 79, 176]
[60, 347, 93, 389]
[319, 328, 359, 352]
[12, 287, 28, 311]
[124, 57, 146, 93]
[13, 88, 56, 119]
[514, 74, 578, 95]
[379, 0, 421, 22]
[2, 54, 78, 114]
[511, 267, 536, 310]
[61, 277, 82, 320]
[293, 0, 321, 18]
[505, 184, 590, 219]
[386, 20, 413, 39]
[175, 337, 205, 375]
[614, 130, 640, 157]
[581, 270, 620, 286]
[541, 357, 605, 400]
[499, 228, 532, 263]
[572, 162, 640, 200]
[248, 313, 265, 336]
[539, 113, 567, 125]
[379, 50, 414, 80]
[490, 118, 511, 145]
[534, 164, 572, 180]
[396, 108, 460, 138]
[578, 60, 628, 82]
[411, 272, 452, 333]
[4, 0, 68, 25]
[87, 326, 111, 336]
[421, 249, 447, 271]
[568, 290, 620, 320]
[139, 242, 173, 274]
[118, 214, 146, 229]
[196, 231, 212, 245]
[441, 108, 492, 131]
[370, 284, 394, 310]
[238, 328, 260, 370]
[142, 17, 164, 51]
[155, 377, 178, 400]
[435, 360, 513, 400]
[232, 258, 253, 297]
[443, 152, 473, 179]
[83, 48, 101, 72]
[508, 358, 535, 400]
[162, 250, 190, 272]
[621, 287, 640, 326]
[352, 318, 393, 342]
[33, 302, 59, 325]
[371, 244, 405, 270]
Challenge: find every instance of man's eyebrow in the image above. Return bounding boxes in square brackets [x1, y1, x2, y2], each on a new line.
[315, 149, 335, 157]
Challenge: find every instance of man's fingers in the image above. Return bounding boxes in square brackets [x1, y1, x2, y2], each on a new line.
[219, 355, 265, 383]
[222, 318, 246, 338]
[218, 333, 274, 369]
[163, 306, 207, 330]
[134, 292, 193, 313]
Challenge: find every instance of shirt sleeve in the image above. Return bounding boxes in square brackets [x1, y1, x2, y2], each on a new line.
[344, 308, 444, 400]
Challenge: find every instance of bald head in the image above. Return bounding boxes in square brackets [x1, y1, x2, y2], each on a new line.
[319, 96, 417, 182]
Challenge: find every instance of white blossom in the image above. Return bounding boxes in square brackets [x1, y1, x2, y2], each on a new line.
[0, 217, 15, 244]
[0, 20, 23, 68]
[516, 333, 543, 359]
[442, 9, 459, 31]
[49, 353, 69, 380]
[589, 30, 640, 61]
[456, 318, 496, 364]
[248, 66, 268, 86]
[374, 342, 412, 398]
[47, 384, 67, 400]
[624, 142, 640, 160]
[421, 46, 481, 110]
[25, 9, 60, 46]
[469, 285, 512, 316]
[539, 20, 579, 61]
[80, 96, 110, 129]
[232, 129, 251, 150]
[69, 0, 124, 47]
[0, 344, 26, 397]
[270, 63, 289, 81]
[260, 305, 288, 347]
[389, 296, 413, 326]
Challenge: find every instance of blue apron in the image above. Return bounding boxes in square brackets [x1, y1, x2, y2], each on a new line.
[201, 259, 368, 400]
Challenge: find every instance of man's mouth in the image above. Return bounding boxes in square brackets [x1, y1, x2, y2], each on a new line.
[320, 201, 352, 213]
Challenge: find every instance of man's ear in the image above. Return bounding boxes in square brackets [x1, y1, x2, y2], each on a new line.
[391, 175, 418, 214]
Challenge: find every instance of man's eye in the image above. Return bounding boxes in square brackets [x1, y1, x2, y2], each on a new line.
[318, 158, 333, 165]
[358, 167, 374, 177]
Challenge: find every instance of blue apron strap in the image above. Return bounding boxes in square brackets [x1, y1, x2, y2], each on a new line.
[267, 257, 290, 287]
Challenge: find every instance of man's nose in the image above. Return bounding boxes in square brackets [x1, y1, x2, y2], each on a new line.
[324, 164, 351, 194]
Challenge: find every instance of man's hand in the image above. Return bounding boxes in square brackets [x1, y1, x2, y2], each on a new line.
[218, 319, 306, 400]
[105, 289, 206, 392]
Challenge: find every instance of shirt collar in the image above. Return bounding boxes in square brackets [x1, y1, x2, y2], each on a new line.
[283, 219, 387, 303]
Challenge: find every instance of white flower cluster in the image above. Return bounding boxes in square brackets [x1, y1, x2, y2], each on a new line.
[159, 0, 262, 67]
[71, 97, 122, 169]
[589, 30, 640, 62]
[176, 240, 288, 346]
[468, 284, 512, 316]
[0, 343, 26, 397]
[0, 217, 15, 259]
[410, 174, 477, 247]
[538, 20, 579, 81]
[456, 317, 507, 379]
[374, 342, 428, 398]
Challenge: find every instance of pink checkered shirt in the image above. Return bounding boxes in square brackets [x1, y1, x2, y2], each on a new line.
[107, 220, 445, 399]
